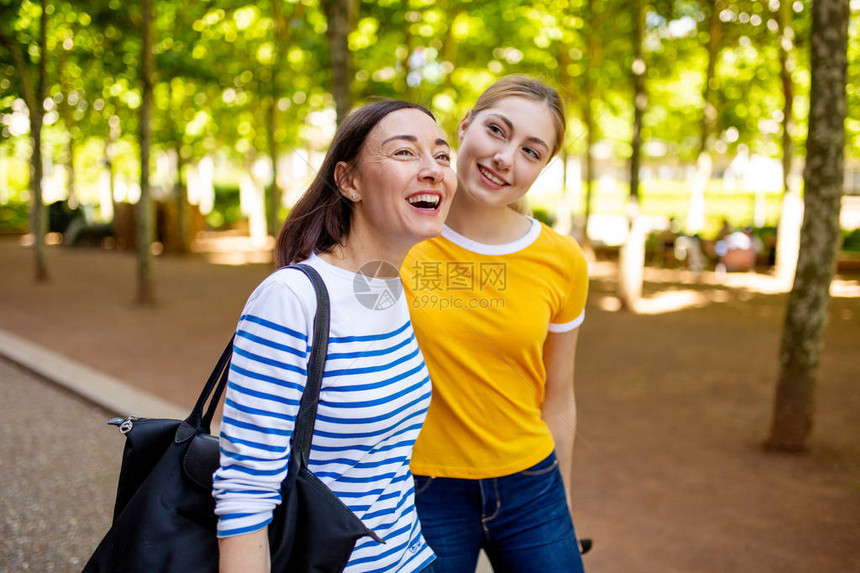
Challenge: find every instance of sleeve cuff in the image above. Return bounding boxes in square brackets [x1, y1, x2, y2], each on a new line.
[216, 513, 273, 538]
[548, 311, 585, 333]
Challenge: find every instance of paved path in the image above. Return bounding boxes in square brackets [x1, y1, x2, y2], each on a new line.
[0, 358, 118, 572]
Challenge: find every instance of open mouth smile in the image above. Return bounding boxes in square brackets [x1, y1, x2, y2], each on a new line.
[478, 165, 508, 187]
[406, 193, 442, 211]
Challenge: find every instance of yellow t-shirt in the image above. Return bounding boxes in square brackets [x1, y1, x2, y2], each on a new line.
[402, 218, 589, 479]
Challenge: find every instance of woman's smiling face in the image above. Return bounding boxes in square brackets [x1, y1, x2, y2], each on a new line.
[342, 108, 457, 249]
[455, 96, 557, 210]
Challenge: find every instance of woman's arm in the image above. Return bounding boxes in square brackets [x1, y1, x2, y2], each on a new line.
[540, 327, 580, 513]
[219, 528, 270, 573]
[214, 280, 311, 571]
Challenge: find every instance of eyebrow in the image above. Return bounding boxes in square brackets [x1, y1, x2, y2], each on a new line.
[485, 113, 550, 151]
[382, 134, 450, 148]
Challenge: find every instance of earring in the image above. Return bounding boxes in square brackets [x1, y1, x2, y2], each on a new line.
[352, 194, 359, 201]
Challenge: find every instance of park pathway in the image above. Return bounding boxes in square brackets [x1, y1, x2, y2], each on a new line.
[1, 237, 859, 572]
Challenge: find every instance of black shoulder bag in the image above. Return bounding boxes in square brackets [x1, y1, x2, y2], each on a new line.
[84, 264, 382, 573]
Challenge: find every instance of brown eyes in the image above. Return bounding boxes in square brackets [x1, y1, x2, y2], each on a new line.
[394, 149, 451, 163]
[487, 123, 543, 161]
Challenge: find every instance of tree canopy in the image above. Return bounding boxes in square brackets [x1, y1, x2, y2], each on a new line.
[1, 0, 858, 231]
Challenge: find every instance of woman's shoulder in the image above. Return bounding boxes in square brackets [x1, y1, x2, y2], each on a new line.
[406, 235, 448, 256]
[245, 265, 318, 310]
[533, 221, 586, 263]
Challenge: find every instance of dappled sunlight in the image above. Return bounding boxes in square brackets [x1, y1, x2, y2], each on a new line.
[19, 233, 64, 247]
[190, 231, 273, 266]
[635, 289, 713, 315]
[711, 270, 788, 294]
[596, 296, 622, 312]
[831, 279, 860, 298]
[589, 261, 860, 316]
[595, 288, 731, 315]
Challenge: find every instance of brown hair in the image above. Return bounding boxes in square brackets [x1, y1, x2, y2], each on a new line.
[275, 100, 435, 267]
[470, 74, 566, 157]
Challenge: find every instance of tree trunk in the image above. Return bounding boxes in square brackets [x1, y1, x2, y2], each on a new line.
[765, 0, 848, 453]
[137, 0, 155, 304]
[0, 151, 8, 204]
[777, 0, 795, 199]
[265, 0, 306, 236]
[399, 11, 414, 95]
[104, 138, 115, 222]
[556, 151, 572, 236]
[775, 0, 800, 285]
[582, 112, 595, 248]
[555, 36, 573, 236]
[30, 94, 47, 282]
[1, 0, 50, 281]
[58, 45, 77, 210]
[322, 0, 356, 125]
[687, 0, 722, 234]
[580, 0, 599, 251]
[175, 144, 189, 253]
[266, 0, 284, 237]
[618, 0, 646, 312]
[31, 0, 48, 281]
[33, 0, 47, 281]
[104, 109, 120, 222]
[438, 1, 460, 93]
[165, 33, 189, 254]
[699, 0, 721, 159]
[265, 91, 281, 237]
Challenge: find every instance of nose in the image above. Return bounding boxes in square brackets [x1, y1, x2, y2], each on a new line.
[418, 155, 445, 183]
[493, 145, 514, 171]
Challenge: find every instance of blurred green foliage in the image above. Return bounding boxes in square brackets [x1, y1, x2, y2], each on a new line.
[842, 229, 860, 253]
[0, 200, 28, 233]
[205, 185, 242, 230]
[0, 0, 858, 235]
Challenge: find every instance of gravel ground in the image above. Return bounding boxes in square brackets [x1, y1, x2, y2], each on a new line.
[0, 359, 119, 572]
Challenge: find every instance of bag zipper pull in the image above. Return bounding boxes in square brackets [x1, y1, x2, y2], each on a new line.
[108, 416, 138, 434]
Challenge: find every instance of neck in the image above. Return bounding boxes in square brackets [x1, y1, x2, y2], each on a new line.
[318, 223, 410, 277]
[445, 191, 530, 244]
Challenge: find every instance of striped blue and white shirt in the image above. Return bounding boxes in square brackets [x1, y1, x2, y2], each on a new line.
[213, 254, 435, 572]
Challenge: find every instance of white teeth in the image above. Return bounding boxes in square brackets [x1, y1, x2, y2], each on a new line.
[407, 194, 440, 208]
[478, 166, 506, 186]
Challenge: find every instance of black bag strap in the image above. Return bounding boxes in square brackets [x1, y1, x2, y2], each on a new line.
[289, 263, 331, 466]
[201, 340, 233, 432]
[188, 263, 331, 456]
[189, 337, 234, 432]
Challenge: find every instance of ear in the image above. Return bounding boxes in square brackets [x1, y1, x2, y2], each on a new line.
[334, 161, 360, 201]
[458, 110, 474, 143]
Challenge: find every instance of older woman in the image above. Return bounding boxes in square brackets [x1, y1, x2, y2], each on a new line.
[214, 100, 457, 573]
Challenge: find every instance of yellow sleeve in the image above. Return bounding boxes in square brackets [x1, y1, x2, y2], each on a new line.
[549, 237, 589, 332]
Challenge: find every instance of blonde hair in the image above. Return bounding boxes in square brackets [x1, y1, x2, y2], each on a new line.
[470, 74, 566, 157]
[469, 75, 566, 215]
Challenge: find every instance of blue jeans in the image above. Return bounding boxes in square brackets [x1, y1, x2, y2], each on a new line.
[415, 452, 585, 573]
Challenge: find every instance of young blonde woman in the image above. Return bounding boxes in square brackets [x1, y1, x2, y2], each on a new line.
[214, 100, 457, 573]
[403, 76, 589, 572]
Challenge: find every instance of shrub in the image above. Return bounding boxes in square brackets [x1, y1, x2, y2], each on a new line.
[842, 229, 860, 253]
[531, 207, 556, 227]
[205, 185, 242, 230]
[0, 201, 29, 234]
